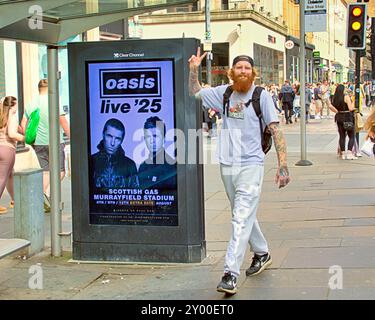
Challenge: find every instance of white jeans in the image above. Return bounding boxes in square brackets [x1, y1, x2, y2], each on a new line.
[220, 164, 268, 277]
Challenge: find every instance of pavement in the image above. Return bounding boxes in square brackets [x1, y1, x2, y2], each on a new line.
[0, 109, 374, 300]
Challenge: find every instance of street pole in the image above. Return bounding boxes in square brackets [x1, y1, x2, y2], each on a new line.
[205, 0, 212, 86]
[355, 49, 361, 145]
[296, 0, 312, 166]
[47, 46, 62, 257]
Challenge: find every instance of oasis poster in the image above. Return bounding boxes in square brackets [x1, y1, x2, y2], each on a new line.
[86, 59, 178, 226]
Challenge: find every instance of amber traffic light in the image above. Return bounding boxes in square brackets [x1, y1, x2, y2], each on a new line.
[346, 4, 367, 50]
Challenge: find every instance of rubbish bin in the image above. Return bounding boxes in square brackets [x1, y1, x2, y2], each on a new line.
[14, 168, 44, 256]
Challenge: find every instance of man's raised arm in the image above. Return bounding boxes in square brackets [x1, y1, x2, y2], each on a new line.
[188, 47, 207, 96]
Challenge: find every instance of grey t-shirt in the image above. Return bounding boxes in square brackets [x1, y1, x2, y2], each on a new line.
[199, 84, 279, 165]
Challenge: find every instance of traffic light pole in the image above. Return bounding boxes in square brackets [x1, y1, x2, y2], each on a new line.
[355, 49, 361, 145]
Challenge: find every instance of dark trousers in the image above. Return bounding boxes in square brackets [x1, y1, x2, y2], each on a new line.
[337, 122, 355, 152]
[282, 101, 293, 122]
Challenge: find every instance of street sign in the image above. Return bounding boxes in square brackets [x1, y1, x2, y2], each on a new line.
[203, 40, 212, 51]
[305, 0, 327, 32]
[285, 40, 294, 49]
[313, 51, 320, 65]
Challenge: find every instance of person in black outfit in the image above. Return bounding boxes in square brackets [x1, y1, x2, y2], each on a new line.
[331, 84, 357, 160]
[138, 116, 177, 189]
[280, 80, 295, 124]
[91, 118, 138, 188]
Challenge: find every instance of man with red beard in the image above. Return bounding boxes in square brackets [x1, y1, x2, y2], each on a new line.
[189, 49, 291, 295]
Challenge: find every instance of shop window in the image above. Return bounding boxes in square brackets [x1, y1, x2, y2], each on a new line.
[201, 42, 230, 86]
[168, 2, 199, 13]
[253, 43, 284, 86]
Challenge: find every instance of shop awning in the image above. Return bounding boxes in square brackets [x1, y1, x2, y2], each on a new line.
[0, 0, 197, 45]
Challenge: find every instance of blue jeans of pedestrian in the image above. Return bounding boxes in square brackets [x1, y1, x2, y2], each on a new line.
[220, 164, 268, 277]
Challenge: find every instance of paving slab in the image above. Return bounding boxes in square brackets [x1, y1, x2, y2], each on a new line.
[210, 211, 232, 224]
[205, 199, 231, 211]
[329, 194, 375, 206]
[281, 219, 344, 229]
[344, 218, 375, 227]
[340, 237, 375, 247]
[280, 238, 342, 248]
[328, 288, 375, 300]
[0, 287, 75, 300]
[206, 224, 231, 242]
[305, 206, 375, 220]
[71, 273, 151, 300]
[320, 226, 375, 238]
[282, 247, 375, 269]
[225, 287, 329, 300]
[266, 227, 322, 241]
[72, 268, 224, 300]
[0, 264, 103, 292]
[243, 269, 331, 288]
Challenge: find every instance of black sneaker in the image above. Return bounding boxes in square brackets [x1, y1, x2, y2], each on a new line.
[216, 272, 237, 295]
[246, 253, 272, 277]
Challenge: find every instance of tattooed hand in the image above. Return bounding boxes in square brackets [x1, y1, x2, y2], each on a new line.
[188, 47, 207, 70]
[275, 165, 290, 189]
[188, 47, 207, 96]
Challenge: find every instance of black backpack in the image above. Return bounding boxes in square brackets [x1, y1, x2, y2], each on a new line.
[223, 85, 272, 154]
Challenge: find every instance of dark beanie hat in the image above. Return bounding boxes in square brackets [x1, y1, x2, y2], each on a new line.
[232, 55, 254, 67]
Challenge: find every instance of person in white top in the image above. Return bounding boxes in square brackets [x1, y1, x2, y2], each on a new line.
[321, 79, 332, 118]
[188, 48, 291, 295]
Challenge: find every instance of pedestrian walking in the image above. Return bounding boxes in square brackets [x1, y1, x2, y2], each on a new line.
[321, 80, 331, 118]
[20, 79, 70, 212]
[292, 83, 301, 122]
[313, 82, 323, 119]
[188, 48, 291, 295]
[280, 80, 294, 124]
[331, 84, 357, 160]
[305, 84, 313, 123]
[0, 96, 25, 214]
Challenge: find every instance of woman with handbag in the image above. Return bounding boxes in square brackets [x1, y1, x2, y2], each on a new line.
[331, 84, 357, 160]
[0, 96, 25, 214]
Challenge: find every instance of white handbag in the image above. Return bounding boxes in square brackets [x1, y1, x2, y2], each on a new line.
[360, 139, 375, 158]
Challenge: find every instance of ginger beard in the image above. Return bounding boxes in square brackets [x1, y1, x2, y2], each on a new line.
[229, 69, 256, 93]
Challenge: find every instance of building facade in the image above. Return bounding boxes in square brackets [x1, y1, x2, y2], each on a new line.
[139, 7, 287, 86]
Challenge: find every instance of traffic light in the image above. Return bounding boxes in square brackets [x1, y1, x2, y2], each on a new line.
[346, 3, 367, 50]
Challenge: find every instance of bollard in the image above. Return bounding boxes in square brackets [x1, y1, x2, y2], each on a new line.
[13, 169, 44, 256]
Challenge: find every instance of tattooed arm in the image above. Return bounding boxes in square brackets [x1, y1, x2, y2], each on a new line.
[268, 122, 291, 188]
[188, 47, 207, 96]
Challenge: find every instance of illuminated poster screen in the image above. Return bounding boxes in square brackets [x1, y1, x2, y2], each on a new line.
[86, 59, 177, 226]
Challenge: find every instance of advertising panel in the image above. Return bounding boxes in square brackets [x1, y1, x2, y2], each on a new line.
[86, 59, 177, 226]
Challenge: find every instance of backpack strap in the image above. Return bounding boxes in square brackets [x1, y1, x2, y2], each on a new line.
[222, 85, 233, 116]
[245, 86, 264, 118]
[245, 86, 266, 146]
